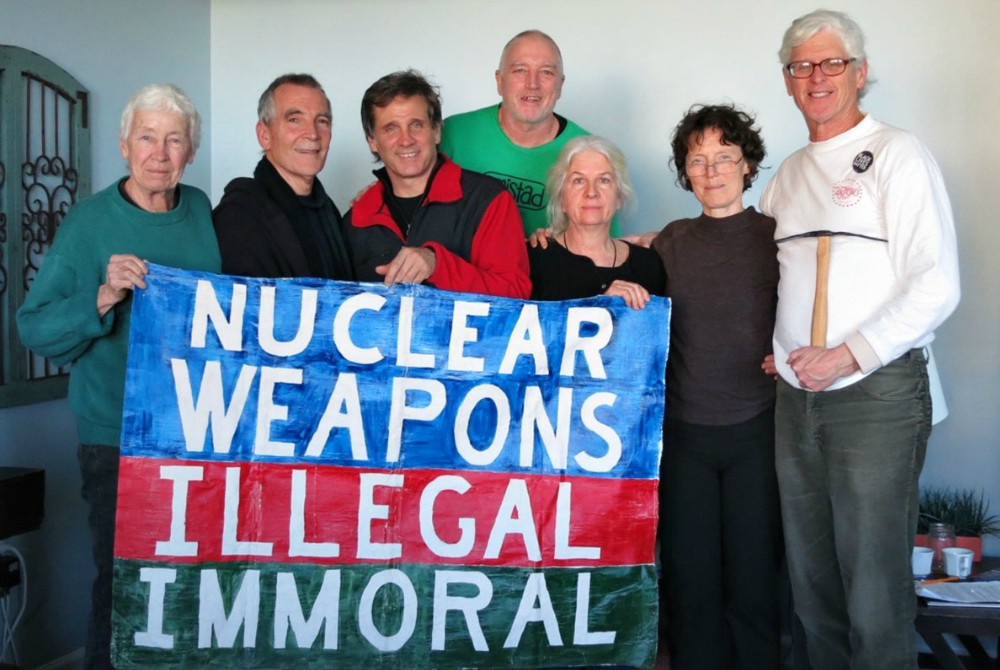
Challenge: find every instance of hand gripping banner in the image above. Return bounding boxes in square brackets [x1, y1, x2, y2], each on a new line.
[112, 264, 669, 668]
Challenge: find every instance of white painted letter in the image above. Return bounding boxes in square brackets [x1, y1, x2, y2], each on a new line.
[254, 366, 302, 457]
[358, 569, 417, 651]
[484, 479, 541, 561]
[134, 567, 176, 648]
[560, 307, 612, 379]
[305, 373, 368, 460]
[155, 465, 203, 556]
[274, 570, 341, 649]
[498, 304, 548, 375]
[171, 359, 256, 453]
[573, 573, 616, 645]
[447, 300, 489, 372]
[504, 572, 562, 648]
[357, 473, 403, 559]
[190, 279, 245, 351]
[520, 386, 571, 469]
[554, 482, 600, 560]
[396, 296, 435, 368]
[454, 384, 510, 467]
[333, 293, 386, 365]
[387, 378, 446, 462]
[289, 470, 340, 558]
[198, 569, 260, 648]
[433, 570, 493, 651]
[575, 392, 622, 473]
[258, 286, 316, 357]
[420, 476, 474, 558]
[221, 467, 273, 556]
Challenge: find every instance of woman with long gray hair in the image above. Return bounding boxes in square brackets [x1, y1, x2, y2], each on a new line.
[528, 135, 664, 305]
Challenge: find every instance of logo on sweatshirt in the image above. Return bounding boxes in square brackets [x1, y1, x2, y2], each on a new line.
[487, 172, 546, 211]
[832, 178, 863, 207]
[852, 150, 874, 173]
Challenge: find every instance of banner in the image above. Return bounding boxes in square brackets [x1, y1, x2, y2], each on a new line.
[112, 264, 669, 668]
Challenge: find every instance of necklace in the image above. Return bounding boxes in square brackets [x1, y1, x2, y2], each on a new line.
[563, 232, 618, 267]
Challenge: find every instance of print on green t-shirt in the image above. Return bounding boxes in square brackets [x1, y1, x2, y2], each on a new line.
[441, 105, 620, 236]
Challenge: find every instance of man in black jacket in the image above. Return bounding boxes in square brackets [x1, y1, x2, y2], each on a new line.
[213, 73, 352, 280]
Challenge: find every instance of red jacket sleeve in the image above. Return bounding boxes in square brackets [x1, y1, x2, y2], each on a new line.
[423, 190, 531, 298]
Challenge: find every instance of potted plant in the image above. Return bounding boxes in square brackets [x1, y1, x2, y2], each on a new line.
[917, 487, 952, 538]
[917, 487, 1000, 561]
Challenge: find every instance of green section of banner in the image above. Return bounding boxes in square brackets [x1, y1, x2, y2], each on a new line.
[112, 559, 657, 668]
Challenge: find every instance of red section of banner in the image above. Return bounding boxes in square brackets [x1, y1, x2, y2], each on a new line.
[114, 457, 657, 568]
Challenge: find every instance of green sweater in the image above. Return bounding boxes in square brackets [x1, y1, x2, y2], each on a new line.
[16, 181, 220, 445]
[441, 104, 603, 235]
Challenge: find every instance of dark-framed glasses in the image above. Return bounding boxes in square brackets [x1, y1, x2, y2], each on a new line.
[785, 57, 857, 79]
[685, 155, 744, 177]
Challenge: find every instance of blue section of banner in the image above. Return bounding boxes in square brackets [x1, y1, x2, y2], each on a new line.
[122, 265, 669, 479]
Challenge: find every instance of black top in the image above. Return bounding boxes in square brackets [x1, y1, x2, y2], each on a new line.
[344, 157, 509, 285]
[528, 239, 665, 301]
[651, 207, 778, 425]
[213, 157, 353, 280]
[117, 177, 181, 211]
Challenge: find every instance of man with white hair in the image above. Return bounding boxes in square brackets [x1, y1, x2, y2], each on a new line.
[761, 9, 960, 668]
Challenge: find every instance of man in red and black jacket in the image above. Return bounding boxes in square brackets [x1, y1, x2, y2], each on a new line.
[346, 69, 530, 299]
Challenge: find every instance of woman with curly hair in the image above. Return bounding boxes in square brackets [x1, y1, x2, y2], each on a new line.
[652, 104, 782, 669]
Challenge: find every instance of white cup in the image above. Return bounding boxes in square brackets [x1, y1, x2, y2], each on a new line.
[912, 546, 934, 578]
[943, 547, 974, 579]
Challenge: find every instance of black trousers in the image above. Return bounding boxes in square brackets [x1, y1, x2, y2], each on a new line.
[79, 444, 119, 670]
[659, 409, 783, 670]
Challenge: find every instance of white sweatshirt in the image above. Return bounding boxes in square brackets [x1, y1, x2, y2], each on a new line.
[761, 115, 960, 391]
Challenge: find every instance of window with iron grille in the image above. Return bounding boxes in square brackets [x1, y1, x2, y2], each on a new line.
[0, 45, 91, 407]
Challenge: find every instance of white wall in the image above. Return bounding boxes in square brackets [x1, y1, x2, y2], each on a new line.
[0, 0, 210, 664]
[212, 0, 1000, 551]
[1, 0, 213, 193]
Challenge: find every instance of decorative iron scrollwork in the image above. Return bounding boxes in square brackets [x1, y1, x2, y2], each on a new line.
[21, 155, 79, 287]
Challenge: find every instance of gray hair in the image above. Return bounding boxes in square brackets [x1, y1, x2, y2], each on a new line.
[546, 135, 635, 235]
[119, 83, 201, 152]
[499, 29, 564, 75]
[257, 73, 330, 125]
[779, 9, 874, 98]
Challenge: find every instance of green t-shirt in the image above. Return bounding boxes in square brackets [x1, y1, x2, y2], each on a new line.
[442, 104, 619, 235]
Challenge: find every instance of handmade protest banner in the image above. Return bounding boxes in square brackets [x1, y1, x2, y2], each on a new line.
[112, 264, 670, 668]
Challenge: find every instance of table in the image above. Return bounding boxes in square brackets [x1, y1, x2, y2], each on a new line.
[916, 556, 1000, 669]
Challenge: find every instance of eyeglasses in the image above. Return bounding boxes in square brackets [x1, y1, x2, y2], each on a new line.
[785, 57, 856, 79]
[685, 155, 744, 177]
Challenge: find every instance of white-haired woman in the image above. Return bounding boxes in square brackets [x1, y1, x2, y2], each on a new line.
[528, 135, 664, 305]
[17, 83, 219, 670]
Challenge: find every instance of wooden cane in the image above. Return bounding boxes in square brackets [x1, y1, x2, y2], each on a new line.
[811, 235, 831, 347]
